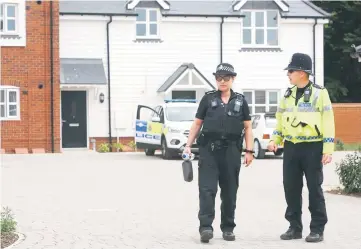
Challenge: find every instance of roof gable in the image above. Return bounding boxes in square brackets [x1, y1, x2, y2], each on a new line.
[157, 63, 215, 93]
[127, 0, 170, 10]
[233, 0, 289, 12]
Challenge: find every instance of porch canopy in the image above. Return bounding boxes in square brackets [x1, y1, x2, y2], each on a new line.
[60, 58, 107, 87]
[157, 63, 216, 94]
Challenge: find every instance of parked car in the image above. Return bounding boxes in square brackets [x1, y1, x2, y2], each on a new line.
[244, 112, 284, 159]
[134, 99, 199, 159]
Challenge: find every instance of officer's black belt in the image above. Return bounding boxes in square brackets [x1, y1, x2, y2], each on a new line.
[207, 139, 239, 151]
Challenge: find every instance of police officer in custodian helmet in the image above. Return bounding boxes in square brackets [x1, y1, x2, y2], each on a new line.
[268, 53, 335, 243]
[184, 63, 254, 243]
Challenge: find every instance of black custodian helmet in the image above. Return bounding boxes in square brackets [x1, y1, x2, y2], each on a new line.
[284, 53, 313, 75]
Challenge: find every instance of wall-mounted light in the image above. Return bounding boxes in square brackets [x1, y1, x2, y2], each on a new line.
[99, 93, 105, 103]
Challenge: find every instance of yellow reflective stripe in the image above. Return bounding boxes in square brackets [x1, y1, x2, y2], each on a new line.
[322, 105, 332, 112]
[297, 106, 319, 112]
[279, 107, 294, 113]
[277, 107, 285, 113]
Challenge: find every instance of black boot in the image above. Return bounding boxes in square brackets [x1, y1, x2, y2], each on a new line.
[222, 232, 235, 241]
[280, 228, 302, 240]
[305, 232, 324, 242]
[200, 230, 213, 243]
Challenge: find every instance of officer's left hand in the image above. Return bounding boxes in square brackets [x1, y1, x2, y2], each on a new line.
[322, 154, 332, 165]
[243, 152, 254, 167]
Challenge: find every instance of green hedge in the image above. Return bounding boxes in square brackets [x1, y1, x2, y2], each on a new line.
[335, 151, 361, 194]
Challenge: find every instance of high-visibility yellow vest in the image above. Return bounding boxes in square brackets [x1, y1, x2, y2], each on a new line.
[271, 82, 335, 154]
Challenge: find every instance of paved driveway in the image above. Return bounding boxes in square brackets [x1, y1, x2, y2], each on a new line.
[1, 151, 360, 249]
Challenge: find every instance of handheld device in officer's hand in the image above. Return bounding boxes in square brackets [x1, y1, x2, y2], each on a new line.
[182, 153, 194, 182]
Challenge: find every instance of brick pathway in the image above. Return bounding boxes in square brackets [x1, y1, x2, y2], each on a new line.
[1, 151, 360, 249]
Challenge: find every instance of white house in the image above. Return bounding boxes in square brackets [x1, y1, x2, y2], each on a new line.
[58, 0, 329, 149]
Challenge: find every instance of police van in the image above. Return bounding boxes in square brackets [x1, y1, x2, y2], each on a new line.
[134, 99, 199, 159]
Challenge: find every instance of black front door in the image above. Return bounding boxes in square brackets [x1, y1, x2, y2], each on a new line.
[61, 91, 87, 148]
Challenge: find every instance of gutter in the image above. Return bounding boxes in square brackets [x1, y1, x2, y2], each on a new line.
[220, 17, 224, 64]
[50, 1, 54, 152]
[281, 15, 328, 19]
[313, 18, 317, 84]
[59, 12, 137, 17]
[162, 13, 244, 18]
[106, 16, 113, 148]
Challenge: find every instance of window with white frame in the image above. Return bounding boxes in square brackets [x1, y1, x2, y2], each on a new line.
[135, 8, 159, 38]
[241, 10, 279, 47]
[243, 90, 280, 114]
[0, 86, 20, 120]
[0, 3, 18, 34]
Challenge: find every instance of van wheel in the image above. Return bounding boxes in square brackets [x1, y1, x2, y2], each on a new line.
[161, 138, 172, 160]
[145, 148, 155, 156]
[254, 139, 265, 159]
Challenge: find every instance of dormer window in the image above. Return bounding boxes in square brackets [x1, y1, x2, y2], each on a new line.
[241, 10, 279, 47]
[135, 8, 159, 39]
[0, 3, 18, 34]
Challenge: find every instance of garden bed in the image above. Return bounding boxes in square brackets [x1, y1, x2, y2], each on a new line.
[326, 187, 361, 198]
[1, 232, 18, 248]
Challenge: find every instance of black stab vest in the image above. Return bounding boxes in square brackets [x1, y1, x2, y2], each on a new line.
[201, 92, 245, 139]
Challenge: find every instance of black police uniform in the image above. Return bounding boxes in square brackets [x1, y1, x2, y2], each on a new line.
[279, 53, 328, 243]
[194, 63, 251, 242]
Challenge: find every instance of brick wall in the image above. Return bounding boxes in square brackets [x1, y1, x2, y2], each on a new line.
[88, 137, 136, 152]
[0, 1, 60, 153]
[333, 103, 361, 144]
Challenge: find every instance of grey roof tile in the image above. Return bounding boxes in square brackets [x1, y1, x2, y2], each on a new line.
[281, 0, 331, 18]
[59, 0, 329, 18]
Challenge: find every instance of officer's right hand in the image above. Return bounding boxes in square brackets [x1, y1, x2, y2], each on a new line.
[267, 141, 278, 152]
[183, 145, 191, 155]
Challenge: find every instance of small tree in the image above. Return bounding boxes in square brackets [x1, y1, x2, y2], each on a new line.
[1, 207, 17, 233]
[335, 151, 361, 194]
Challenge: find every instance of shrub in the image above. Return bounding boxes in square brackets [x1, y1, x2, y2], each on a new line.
[112, 142, 124, 152]
[1, 207, 17, 233]
[127, 140, 136, 150]
[335, 139, 344, 151]
[335, 151, 361, 194]
[98, 143, 111, 153]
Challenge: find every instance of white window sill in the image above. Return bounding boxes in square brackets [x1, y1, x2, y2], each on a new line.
[0, 117, 21, 121]
[133, 37, 163, 43]
[239, 46, 283, 52]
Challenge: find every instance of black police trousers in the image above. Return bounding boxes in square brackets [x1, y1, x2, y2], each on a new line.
[283, 140, 328, 234]
[197, 140, 241, 233]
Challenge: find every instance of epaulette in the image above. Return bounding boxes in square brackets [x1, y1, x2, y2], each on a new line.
[234, 92, 244, 97]
[312, 83, 324, 89]
[205, 90, 217, 95]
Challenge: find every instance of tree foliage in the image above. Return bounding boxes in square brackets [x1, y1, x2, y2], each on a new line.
[312, 1, 361, 102]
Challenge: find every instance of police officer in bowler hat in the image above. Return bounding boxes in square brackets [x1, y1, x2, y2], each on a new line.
[268, 53, 335, 243]
[184, 62, 254, 243]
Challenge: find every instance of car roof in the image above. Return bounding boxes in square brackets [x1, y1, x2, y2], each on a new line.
[163, 102, 199, 108]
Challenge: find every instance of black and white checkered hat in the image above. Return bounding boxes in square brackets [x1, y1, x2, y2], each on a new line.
[213, 63, 237, 76]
